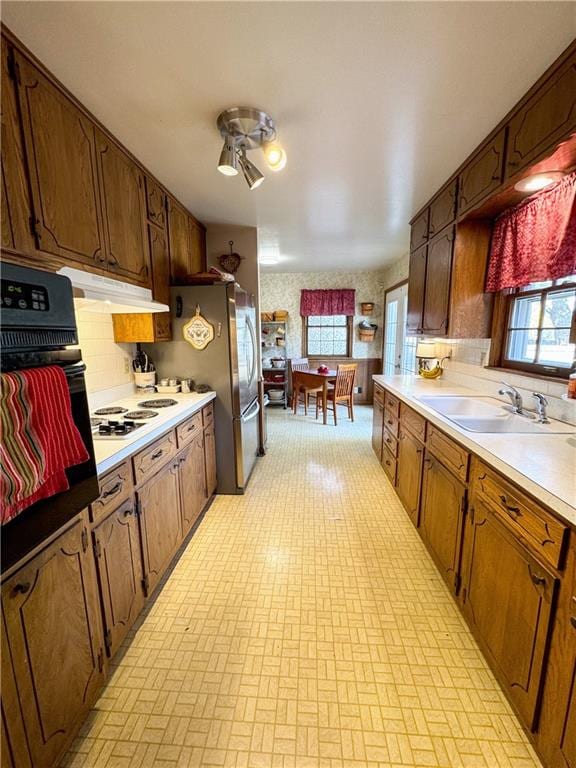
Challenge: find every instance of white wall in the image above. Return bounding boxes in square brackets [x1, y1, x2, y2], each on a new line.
[260, 269, 386, 360]
[73, 305, 135, 395]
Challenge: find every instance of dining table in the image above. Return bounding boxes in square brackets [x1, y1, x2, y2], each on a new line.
[291, 368, 337, 425]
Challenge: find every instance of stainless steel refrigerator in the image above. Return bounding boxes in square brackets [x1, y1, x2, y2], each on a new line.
[144, 283, 260, 494]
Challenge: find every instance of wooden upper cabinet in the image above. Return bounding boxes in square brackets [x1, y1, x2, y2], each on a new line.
[461, 498, 557, 730]
[458, 130, 506, 215]
[1, 41, 34, 254]
[189, 217, 207, 275]
[406, 245, 426, 333]
[95, 129, 150, 286]
[422, 226, 454, 335]
[149, 225, 170, 305]
[2, 514, 105, 768]
[428, 180, 457, 238]
[168, 197, 191, 284]
[410, 209, 429, 250]
[145, 176, 167, 229]
[14, 51, 106, 266]
[506, 55, 576, 178]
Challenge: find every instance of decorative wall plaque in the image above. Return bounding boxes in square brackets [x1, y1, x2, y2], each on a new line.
[182, 304, 214, 350]
[218, 240, 242, 274]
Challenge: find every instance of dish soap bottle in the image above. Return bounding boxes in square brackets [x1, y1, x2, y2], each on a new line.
[568, 361, 576, 400]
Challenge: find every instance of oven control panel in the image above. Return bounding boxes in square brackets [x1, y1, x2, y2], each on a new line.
[1, 279, 50, 312]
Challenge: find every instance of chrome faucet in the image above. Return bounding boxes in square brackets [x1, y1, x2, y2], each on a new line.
[498, 382, 523, 414]
[533, 392, 550, 423]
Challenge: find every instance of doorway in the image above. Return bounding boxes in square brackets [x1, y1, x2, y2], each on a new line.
[383, 281, 416, 376]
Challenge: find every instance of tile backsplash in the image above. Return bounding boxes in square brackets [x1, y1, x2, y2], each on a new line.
[435, 338, 576, 425]
[73, 304, 136, 395]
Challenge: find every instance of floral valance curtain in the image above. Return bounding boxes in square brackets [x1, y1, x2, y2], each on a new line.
[485, 171, 576, 292]
[300, 289, 356, 317]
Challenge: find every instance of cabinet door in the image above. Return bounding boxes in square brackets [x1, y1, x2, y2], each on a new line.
[396, 426, 424, 526]
[422, 227, 454, 335]
[149, 224, 170, 305]
[410, 209, 428, 250]
[1, 41, 34, 254]
[461, 498, 557, 730]
[137, 462, 182, 596]
[93, 498, 145, 659]
[458, 131, 505, 214]
[178, 435, 207, 536]
[372, 394, 384, 461]
[145, 176, 167, 229]
[420, 454, 466, 593]
[428, 180, 457, 238]
[204, 424, 217, 496]
[14, 51, 105, 266]
[2, 515, 105, 768]
[168, 198, 191, 284]
[560, 599, 576, 768]
[96, 130, 150, 286]
[188, 217, 206, 275]
[1, 613, 32, 768]
[406, 245, 426, 333]
[506, 58, 576, 178]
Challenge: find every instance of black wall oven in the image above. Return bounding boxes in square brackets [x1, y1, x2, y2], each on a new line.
[1, 263, 99, 571]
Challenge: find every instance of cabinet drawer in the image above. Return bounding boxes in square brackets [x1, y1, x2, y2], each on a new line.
[428, 180, 457, 237]
[427, 425, 469, 482]
[400, 403, 426, 443]
[176, 412, 203, 448]
[133, 431, 177, 484]
[90, 461, 133, 524]
[470, 459, 568, 570]
[383, 410, 399, 438]
[202, 401, 215, 427]
[381, 445, 397, 485]
[374, 386, 384, 406]
[382, 426, 398, 458]
[410, 209, 429, 250]
[384, 390, 400, 417]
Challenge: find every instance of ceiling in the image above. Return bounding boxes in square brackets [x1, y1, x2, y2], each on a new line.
[3, 2, 575, 273]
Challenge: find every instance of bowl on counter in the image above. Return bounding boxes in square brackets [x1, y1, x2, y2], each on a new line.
[156, 384, 181, 394]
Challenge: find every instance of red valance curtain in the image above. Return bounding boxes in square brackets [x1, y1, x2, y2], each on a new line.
[300, 289, 356, 316]
[485, 171, 576, 292]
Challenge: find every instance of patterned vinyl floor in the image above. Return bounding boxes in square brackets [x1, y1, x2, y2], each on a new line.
[62, 405, 541, 768]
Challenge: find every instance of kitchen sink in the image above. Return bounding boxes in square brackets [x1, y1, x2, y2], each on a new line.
[416, 395, 575, 434]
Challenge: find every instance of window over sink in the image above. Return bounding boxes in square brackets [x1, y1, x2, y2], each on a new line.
[500, 276, 576, 378]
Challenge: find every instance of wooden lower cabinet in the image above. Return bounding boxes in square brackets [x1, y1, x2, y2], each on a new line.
[137, 460, 182, 596]
[1, 514, 105, 768]
[461, 497, 557, 730]
[178, 434, 207, 536]
[372, 388, 384, 460]
[420, 452, 466, 593]
[93, 497, 145, 658]
[395, 426, 424, 526]
[204, 422, 217, 496]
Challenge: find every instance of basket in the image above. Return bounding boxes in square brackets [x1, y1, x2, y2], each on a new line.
[358, 324, 377, 342]
[274, 310, 288, 321]
[261, 312, 274, 322]
[360, 302, 375, 315]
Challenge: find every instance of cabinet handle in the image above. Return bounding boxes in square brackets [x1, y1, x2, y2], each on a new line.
[416, 447, 423, 454]
[499, 494, 521, 518]
[13, 582, 31, 595]
[123, 507, 135, 517]
[528, 567, 546, 587]
[570, 616, 576, 631]
[491, 174, 500, 181]
[151, 449, 164, 460]
[508, 160, 519, 167]
[187, 424, 196, 432]
[101, 481, 122, 499]
[179, 457, 186, 465]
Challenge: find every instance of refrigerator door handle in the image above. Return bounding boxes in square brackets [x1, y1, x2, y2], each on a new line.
[246, 313, 257, 388]
[241, 399, 260, 423]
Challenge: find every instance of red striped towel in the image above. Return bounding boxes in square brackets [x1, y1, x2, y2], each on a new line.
[1, 366, 90, 524]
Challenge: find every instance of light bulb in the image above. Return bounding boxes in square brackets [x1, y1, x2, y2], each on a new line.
[514, 171, 564, 193]
[217, 140, 238, 176]
[263, 141, 287, 172]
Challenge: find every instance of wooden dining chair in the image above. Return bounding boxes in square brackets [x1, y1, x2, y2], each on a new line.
[316, 363, 357, 425]
[289, 358, 323, 415]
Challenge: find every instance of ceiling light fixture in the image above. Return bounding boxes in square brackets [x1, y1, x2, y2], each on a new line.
[514, 171, 565, 194]
[216, 106, 287, 190]
[217, 140, 238, 176]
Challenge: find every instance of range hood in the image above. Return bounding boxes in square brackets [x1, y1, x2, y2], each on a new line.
[58, 267, 169, 314]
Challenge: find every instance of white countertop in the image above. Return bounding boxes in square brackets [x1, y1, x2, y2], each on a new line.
[92, 391, 216, 476]
[373, 375, 576, 527]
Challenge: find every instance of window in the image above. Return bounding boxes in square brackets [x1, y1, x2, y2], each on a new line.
[383, 281, 417, 375]
[500, 276, 576, 378]
[304, 315, 352, 357]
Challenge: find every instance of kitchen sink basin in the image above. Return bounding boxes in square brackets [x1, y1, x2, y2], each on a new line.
[416, 395, 575, 434]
